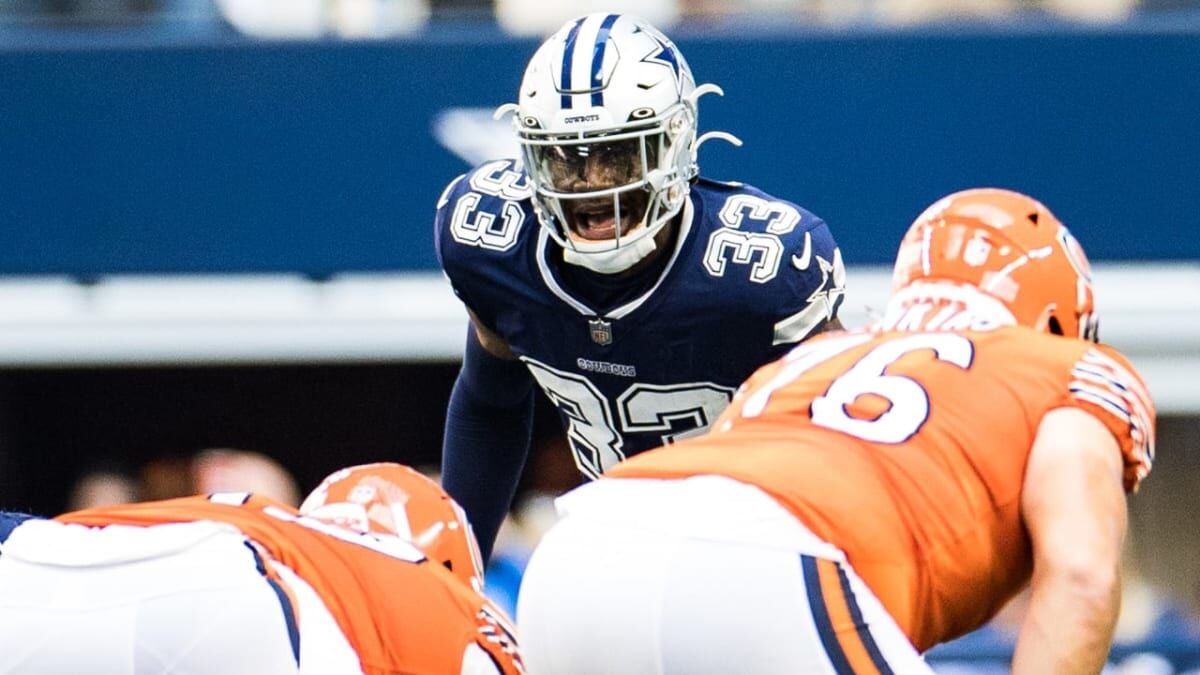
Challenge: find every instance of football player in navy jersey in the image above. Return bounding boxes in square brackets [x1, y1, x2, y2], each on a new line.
[435, 13, 846, 561]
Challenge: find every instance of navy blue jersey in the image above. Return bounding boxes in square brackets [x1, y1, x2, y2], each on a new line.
[435, 160, 844, 478]
[0, 511, 36, 544]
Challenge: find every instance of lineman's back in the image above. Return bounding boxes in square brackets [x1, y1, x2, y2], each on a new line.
[610, 324, 1154, 650]
[58, 494, 522, 675]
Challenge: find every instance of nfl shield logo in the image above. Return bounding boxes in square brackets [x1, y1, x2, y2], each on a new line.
[588, 318, 613, 346]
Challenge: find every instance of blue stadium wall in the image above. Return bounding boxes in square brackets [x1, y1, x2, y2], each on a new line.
[0, 18, 1196, 276]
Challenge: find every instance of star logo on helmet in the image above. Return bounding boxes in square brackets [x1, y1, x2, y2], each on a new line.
[641, 32, 687, 92]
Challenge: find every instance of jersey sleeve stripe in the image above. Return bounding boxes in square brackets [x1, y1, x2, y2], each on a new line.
[1080, 351, 1154, 418]
[1072, 364, 1128, 391]
[1077, 349, 1156, 464]
[1069, 385, 1131, 418]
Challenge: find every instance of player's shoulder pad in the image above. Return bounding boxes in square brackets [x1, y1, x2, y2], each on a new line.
[436, 160, 528, 210]
[693, 179, 836, 250]
[434, 159, 536, 267]
[1067, 342, 1156, 491]
[693, 179, 844, 325]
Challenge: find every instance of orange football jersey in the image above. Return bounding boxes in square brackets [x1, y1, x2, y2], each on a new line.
[609, 326, 1154, 651]
[58, 494, 522, 675]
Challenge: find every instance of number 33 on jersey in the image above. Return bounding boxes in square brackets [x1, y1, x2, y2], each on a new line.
[435, 160, 845, 477]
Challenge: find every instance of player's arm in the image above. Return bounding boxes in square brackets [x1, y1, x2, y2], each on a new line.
[441, 311, 534, 564]
[461, 598, 523, 675]
[1014, 406, 1127, 674]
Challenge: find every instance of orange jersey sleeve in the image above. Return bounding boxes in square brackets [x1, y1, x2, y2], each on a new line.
[58, 494, 523, 675]
[1061, 343, 1155, 491]
[610, 327, 1155, 652]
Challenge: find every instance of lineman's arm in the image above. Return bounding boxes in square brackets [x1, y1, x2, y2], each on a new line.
[441, 313, 535, 564]
[1014, 407, 1127, 674]
[461, 642, 520, 675]
[461, 597, 523, 675]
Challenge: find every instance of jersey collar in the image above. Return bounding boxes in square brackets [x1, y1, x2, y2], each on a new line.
[536, 194, 696, 319]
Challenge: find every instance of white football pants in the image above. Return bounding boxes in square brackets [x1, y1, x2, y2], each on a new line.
[517, 475, 934, 675]
[0, 519, 362, 675]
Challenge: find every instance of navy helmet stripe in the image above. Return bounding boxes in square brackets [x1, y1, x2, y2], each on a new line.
[560, 17, 586, 110]
[589, 14, 620, 107]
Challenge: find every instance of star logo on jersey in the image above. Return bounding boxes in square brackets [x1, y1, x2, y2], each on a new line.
[588, 318, 613, 345]
[808, 251, 847, 320]
[640, 33, 688, 93]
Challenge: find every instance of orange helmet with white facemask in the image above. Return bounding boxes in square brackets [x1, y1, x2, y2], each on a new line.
[891, 188, 1099, 341]
[300, 462, 485, 590]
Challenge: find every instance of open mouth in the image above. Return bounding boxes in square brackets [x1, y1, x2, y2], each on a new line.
[568, 197, 646, 241]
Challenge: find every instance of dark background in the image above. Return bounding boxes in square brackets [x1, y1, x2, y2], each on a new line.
[0, 363, 580, 515]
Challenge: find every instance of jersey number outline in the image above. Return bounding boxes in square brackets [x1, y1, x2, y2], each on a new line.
[523, 358, 735, 478]
[448, 161, 530, 252]
[741, 333, 975, 443]
[703, 194, 801, 284]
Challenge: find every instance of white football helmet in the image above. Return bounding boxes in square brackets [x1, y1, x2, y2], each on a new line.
[497, 13, 739, 274]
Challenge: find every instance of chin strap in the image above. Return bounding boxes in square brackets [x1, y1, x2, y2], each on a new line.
[562, 234, 659, 274]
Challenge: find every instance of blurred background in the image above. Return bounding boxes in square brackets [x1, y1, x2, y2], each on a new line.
[0, 0, 1197, 670]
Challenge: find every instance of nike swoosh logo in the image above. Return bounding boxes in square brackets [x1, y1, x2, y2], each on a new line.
[791, 232, 813, 270]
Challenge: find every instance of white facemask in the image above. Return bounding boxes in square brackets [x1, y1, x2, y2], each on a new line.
[562, 234, 659, 274]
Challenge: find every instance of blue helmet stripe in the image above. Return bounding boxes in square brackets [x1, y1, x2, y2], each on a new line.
[589, 14, 620, 107]
[560, 17, 586, 110]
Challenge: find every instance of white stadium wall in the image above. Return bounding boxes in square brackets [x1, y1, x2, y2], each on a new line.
[0, 263, 1194, 412]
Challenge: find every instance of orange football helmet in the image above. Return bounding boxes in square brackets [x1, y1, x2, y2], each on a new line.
[300, 462, 485, 590]
[891, 188, 1099, 341]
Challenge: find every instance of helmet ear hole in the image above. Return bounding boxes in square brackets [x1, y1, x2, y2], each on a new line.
[1047, 316, 1064, 336]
